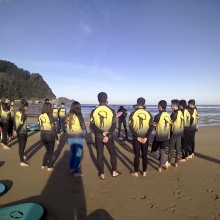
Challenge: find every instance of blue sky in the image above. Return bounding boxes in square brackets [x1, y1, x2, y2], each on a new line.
[0, 0, 220, 104]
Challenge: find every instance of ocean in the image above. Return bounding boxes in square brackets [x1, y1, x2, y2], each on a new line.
[71, 104, 220, 127]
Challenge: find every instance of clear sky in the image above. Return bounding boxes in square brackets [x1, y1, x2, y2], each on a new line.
[0, 0, 220, 104]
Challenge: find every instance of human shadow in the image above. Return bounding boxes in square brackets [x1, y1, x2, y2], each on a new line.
[85, 209, 114, 220]
[24, 140, 44, 160]
[195, 152, 220, 164]
[0, 180, 13, 194]
[0, 161, 5, 167]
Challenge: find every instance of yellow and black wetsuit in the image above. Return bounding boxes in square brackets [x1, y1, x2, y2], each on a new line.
[168, 109, 184, 164]
[8, 104, 15, 138]
[66, 113, 86, 138]
[117, 107, 128, 139]
[38, 113, 58, 168]
[129, 107, 154, 172]
[0, 103, 10, 145]
[188, 107, 198, 154]
[53, 108, 59, 122]
[152, 110, 171, 168]
[90, 104, 117, 174]
[181, 108, 191, 158]
[15, 111, 28, 162]
[59, 107, 67, 133]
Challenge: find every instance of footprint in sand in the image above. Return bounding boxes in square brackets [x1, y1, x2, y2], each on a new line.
[213, 195, 219, 200]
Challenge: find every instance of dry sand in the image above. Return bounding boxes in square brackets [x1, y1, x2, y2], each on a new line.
[0, 123, 220, 220]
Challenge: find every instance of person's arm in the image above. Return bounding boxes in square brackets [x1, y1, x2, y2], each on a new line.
[107, 108, 117, 136]
[153, 113, 161, 125]
[49, 115, 58, 140]
[16, 112, 26, 133]
[2, 103, 10, 112]
[78, 115, 87, 136]
[171, 111, 178, 123]
[146, 113, 154, 138]
[189, 109, 194, 126]
[90, 109, 104, 135]
[129, 112, 139, 139]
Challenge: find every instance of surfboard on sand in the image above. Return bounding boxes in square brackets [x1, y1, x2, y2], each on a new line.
[0, 183, 6, 196]
[0, 203, 44, 220]
[27, 123, 40, 131]
[116, 112, 123, 118]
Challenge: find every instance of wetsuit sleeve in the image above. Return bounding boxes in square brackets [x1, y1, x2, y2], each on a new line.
[171, 111, 178, 122]
[107, 109, 117, 136]
[189, 108, 194, 126]
[146, 113, 154, 138]
[153, 113, 161, 125]
[129, 112, 139, 138]
[90, 109, 104, 135]
[16, 112, 26, 133]
[49, 115, 58, 140]
[2, 104, 9, 112]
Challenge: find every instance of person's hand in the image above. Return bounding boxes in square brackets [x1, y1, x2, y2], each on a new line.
[103, 136, 109, 143]
[56, 140, 60, 145]
[13, 131, 17, 138]
[137, 137, 142, 143]
[142, 138, 147, 144]
[103, 131, 109, 137]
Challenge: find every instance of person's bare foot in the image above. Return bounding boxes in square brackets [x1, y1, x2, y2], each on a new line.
[74, 173, 83, 177]
[175, 163, 178, 168]
[112, 171, 120, 177]
[99, 174, 106, 180]
[131, 172, 138, 177]
[143, 172, 147, 177]
[192, 153, 195, 157]
[41, 166, 46, 169]
[47, 168, 54, 172]
[20, 162, 30, 167]
[188, 155, 193, 159]
[2, 144, 11, 150]
[158, 167, 162, 172]
[168, 163, 171, 167]
[162, 161, 169, 169]
[179, 159, 186, 162]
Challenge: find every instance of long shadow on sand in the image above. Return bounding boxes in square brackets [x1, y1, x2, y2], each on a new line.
[24, 140, 44, 160]
[195, 152, 220, 164]
[0, 150, 114, 220]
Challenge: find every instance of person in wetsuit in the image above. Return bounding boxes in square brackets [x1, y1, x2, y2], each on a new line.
[152, 100, 171, 172]
[179, 100, 191, 162]
[8, 99, 15, 141]
[14, 100, 30, 166]
[52, 103, 59, 134]
[0, 96, 11, 150]
[66, 101, 87, 177]
[188, 99, 198, 158]
[166, 99, 184, 168]
[59, 102, 67, 133]
[129, 97, 154, 177]
[39, 102, 59, 171]
[90, 92, 120, 180]
[117, 105, 128, 140]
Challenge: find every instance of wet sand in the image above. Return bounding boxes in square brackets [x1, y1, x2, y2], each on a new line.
[1, 119, 220, 219]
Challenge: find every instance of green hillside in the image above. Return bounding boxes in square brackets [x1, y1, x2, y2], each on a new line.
[0, 60, 56, 100]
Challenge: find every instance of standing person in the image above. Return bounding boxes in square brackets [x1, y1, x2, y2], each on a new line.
[66, 101, 87, 177]
[14, 100, 30, 166]
[8, 99, 15, 141]
[53, 103, 59, 134]
[0, 97, 11, 150]
[39, 102, 59, 171]
[59, 102, 66, 133]
[90, 92, 120, 180]
[167, 100, 184, 168]
[129, 98, 153, 177]
[179, 100, 191, 162]
[188, 99, 198, 158]
[44, 98, 50, 103]
[152, 100, 171, 172]
[117, 105, 128, 140]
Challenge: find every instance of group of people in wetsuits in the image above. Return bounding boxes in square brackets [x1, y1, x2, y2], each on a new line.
[0, 92, 198, 180]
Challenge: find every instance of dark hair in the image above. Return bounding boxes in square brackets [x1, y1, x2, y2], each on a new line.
[158, 100, 167, 110]
[18, 100, 29, 112]
[179, 100, 187, 108]
[69, 101, 82, 115]
[41, 102, 52, 114]
[44, 98, 50, 103]
[188, 99, 195, 105]
[61, 102, 65, 105]
[1, 96, 8, 104]
[98, 92, 108, 103]
[120, 105, 124, 109]
[137, 97, 145, 106]
[171, 99, 180, 107]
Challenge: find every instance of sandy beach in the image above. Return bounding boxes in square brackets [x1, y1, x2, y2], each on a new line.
[1, 117, 220, 220]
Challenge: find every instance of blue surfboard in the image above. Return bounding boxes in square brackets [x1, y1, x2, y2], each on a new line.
[27, 123, 40, 131]
[0, 203, 44, 220]
[0, 183, 6, 196]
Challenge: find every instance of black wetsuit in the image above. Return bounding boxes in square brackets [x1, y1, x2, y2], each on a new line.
[117, 107, 128, 139]
[0, 103, 10, 146]
[90, 104, 117, 174]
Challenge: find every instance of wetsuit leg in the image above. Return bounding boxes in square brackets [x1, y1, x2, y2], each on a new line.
[105, 137, 117, 172]
[8, 118, 14, 138]
[141, 141, 149, 172]
[1, 122, 8, 145]
[159, 140, 169, 167]
[60, 117, 65, 133]
[95, 137, 105, 174]
[41, 132, 55, 168]
[181, 132, 189, 159]
[18, 133, 27, 162]
[118, 119, 122, 137]
[189, 131, 196, 154]
[122, 119, 128, 139]
[133, 138, 141, 172]
[168, 137, 175, 163]
[175, 137, 181, 163]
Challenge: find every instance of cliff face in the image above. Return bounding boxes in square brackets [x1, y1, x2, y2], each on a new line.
[0, 60, 56, 99]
